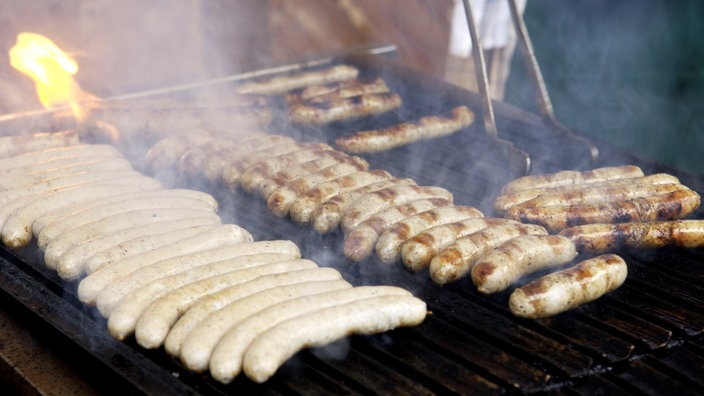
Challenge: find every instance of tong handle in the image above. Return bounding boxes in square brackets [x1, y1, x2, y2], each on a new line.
[462, 0, 498, 138]
[507, 0, 599, 163]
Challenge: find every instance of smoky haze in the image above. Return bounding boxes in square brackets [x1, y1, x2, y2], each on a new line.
[0, 1, 271, 112]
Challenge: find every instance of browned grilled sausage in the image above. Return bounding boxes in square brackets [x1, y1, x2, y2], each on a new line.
[289, 92, 402, 125]
[179, 140, 240, 182]
[559, 219, 704, 253]
[493, 173, 681, 215]
[509, 254, 628, 318]
[401, 217, 517, 272]
[505, 188, 701, 232]
[341, 185, 454, 233]
[471, 235, 578, 294]
[238, 144, 335, 193]
[335, 106, 475, 154]
[289, 170, 394, 225]
[287, 77, 389, 104]
[513, 182, 683, 210]
[200, 135, 300, 183]
[256, 153, 369, 199]
[500, 165, 644, 194]
[235, 64, 359, 95]
[267, 162, 369, 218]
[146, 131, 219, 183]
[343, 198, 452, 262]
[214, 137, 302, 186]
[375, 205, 484, 264]
[429, 223, 549, 285]
[311, 178, 417, 234]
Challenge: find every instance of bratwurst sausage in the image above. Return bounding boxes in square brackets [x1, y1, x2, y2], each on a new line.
[471, 234, 578, 294]
[559, 219, 704, 253]
[505, 187, 701, 232]
[509, 254, 628, 318]
[500, 165, 644, 194]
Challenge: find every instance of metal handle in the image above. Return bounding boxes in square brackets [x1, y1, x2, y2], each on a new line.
[506, 0, 599, 163]
[462, 0, 498, 138]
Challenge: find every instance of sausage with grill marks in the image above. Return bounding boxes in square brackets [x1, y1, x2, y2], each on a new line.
[255, 152, 369, 199]
[509, 254, 628, 318]
[145, 130, 218, 177]
[559, 219, 704, 253]
[341, 185, 454, 234]
[267, 161, 369, 218]
[219, 137, 322, 188]
[238, 293, 427, 384]
[516, 182, 684, 209]
[289, 169, 394, 225]
[234, 64, 359, 95]
[238, 143, 335, 193]
[505, 188, 701, 232]
[335, 106, 475, 154]
[500, 165, 644, 194]
[343, 198, 452, 262]
[375, 205, 485, 264]
[493, 173, 681, 215]
[311, 178, 417, 234]
[178, 139, 239, 181]
[181, 134, 293, 184]
[288, 77, 389, 104]
[401, 217, 517, 272]
[200, 134, 298, 183]
[471, 235, 578, 294]
[429, 223, 549, 284]
[289, 92, 402, 125]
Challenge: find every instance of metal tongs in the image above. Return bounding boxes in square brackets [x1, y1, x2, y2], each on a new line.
[462, 0, 531, 176]
[462, 0, 598, 173]
[506, 0, 599, 164]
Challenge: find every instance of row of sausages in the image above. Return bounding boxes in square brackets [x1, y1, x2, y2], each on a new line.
[0, 133, 427, 384]
[236, 63, 476, 153]
[145, 130, 636, 318]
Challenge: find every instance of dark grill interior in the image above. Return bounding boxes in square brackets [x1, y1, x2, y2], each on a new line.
[1, 56, 703, 395]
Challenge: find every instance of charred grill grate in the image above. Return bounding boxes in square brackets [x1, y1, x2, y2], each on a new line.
[1, 56, 703, 395]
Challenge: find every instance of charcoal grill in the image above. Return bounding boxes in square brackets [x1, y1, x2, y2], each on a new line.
[1, 53, 703, 395]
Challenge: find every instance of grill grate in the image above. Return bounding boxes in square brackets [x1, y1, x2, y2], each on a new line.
[1, 56, 703, 395]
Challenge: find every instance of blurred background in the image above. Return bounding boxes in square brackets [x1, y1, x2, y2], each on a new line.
[507, 0, 704, 176]
[1, 0, 702, 175]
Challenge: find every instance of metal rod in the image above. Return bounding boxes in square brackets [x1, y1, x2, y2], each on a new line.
[507, 0, 599, 162]
[462, 0, 498, 138]
[506, 0, 555, 122]
[0, 43, 398, 121]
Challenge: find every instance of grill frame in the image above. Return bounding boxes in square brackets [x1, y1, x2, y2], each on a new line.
[1, 55, 703, 395]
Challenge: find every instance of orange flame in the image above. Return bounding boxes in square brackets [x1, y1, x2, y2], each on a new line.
[9, 32, 96, 119]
